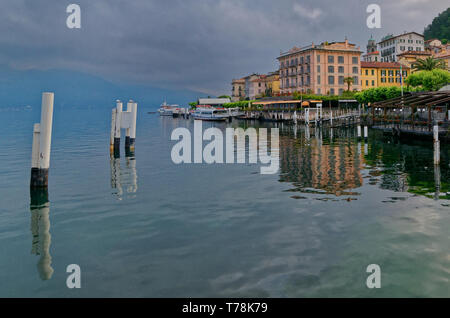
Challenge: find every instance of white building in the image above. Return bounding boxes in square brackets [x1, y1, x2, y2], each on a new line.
[378, 32, 424, 62]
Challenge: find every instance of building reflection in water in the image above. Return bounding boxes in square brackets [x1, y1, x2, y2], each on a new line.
[279, 126, 364, 196]
[30, 189, 53, 280]
[110, 148, 138, 199]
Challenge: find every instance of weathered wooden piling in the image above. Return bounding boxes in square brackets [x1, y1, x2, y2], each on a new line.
[30, 93, 54, 188]
[433, 124, 440, 165]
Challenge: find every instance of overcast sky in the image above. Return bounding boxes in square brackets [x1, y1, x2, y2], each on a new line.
[0, 0, 448, 95]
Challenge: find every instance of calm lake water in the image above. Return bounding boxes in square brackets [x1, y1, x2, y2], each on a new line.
[0, 106, 449, 297]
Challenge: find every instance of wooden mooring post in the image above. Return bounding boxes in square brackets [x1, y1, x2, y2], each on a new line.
[433, 124, 440, 165]
[30, 93, 54, 188]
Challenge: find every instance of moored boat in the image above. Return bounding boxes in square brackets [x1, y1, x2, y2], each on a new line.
[192, 107, 229, 121]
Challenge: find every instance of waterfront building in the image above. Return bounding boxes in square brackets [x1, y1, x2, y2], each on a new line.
[378, 32, 424, 62]
[278, 39, 362, 96]
[433, 50, 450, 70]
[397, 50, 432, 69]
[243, 73, 268, 100]
[264, 71, 280, 97]
[231, 78, 245, 102]
[360, 62, 410, 89]
[198, 98, 231, 107]
[362, 36, 381, 62]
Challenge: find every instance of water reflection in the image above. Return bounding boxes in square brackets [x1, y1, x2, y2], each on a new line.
[280, 126, 363, 196]
[30, 189, 53, 280]
[110, 150, 138, 199]
[277, 125, 449, 201]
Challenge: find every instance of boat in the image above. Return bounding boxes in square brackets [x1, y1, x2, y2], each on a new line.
[158, 100, 180, 117]
[192, 107, 230, 121]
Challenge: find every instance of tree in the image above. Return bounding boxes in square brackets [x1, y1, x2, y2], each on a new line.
[405, 69, 450, 91]
[424, 8, 450, 41]
[218, 95, 231, 99]
[343, 77, 354, 91]
[412, 57, 446, 71]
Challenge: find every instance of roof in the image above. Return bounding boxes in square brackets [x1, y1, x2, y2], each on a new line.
[198, 98, 231, 105]
[365, 51, 380, 55]
[378, 32, 423, 44]
[397, 50, 432, 57]
[361, 61, 409, 69]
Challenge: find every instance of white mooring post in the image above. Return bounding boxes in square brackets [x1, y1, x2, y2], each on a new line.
[330, 111, 333, 126]
[433, 124, 440, 165]
[110, 99, 138, 157]
[357, 125, 361, 139]
[30, 93, 54, 188]
[293, 110, 297, 124]
[364, 126, 368, 140]
[305, 108, 309, 125]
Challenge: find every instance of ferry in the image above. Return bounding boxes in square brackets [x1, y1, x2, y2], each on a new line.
[158, 101, 181, 117]
[192, 107, 230, 121]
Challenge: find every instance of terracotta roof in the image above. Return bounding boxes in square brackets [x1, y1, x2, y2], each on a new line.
[378, 32, 423, 43]
[365, 51, 379, 55]
[361, 61, 409, 69]
[397, 50, 431, 56]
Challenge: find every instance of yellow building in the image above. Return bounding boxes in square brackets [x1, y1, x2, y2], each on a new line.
[360, 61, 410, 89]
[265, 71, 280, 96]
[397, 50, 431, 70]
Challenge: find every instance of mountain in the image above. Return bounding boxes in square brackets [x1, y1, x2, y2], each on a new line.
[0, 66, 207, 110]
[424, 7, 450, 42]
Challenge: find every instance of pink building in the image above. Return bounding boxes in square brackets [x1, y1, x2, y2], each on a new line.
[278, 39, 362, 95]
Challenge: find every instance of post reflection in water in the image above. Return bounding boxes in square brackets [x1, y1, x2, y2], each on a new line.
[110, 149, 138, 199]
[30, 189, 53, 280]
[277, 124, 449, 200]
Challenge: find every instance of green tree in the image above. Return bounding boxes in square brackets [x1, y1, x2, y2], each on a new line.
[343, 77, 354, 91]
[412, 57, 446, 71]
[424, 8, 450, 41]
[218, 95, 231, 99]
[405, 69, 450, 91]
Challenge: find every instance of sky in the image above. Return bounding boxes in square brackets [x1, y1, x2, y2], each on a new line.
[0, 0, 448, 96]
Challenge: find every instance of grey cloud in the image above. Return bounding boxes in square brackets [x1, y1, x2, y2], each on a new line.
[0, 0, 448, 95]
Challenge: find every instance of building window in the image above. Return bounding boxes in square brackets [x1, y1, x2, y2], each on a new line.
[339, 88, 344, 95]
[328, 66, 334, 73]
[317, 55, 321, 62]
[328, 76, 335, 84]
[365, 69, 369, 75]
[366, 80, 369, 86]
[338, 66, 344, 73]
[317, 65, 321, 73]
[372, 80, 375, 86]
[328, 55, 334, 63]
[330, 88, 335, 95]
[338, 76, 344, 85]
[381, 70, 386, 76]
[338, 56, 344, 63]
[388, 70, 394, 76]
[317, 88, 321, 94]
[381, 78, 386, 83]
[352, 57, 358, 64]
[317, 75, 321, 84]
[371, 69, 375, 75]
[353, 76, 358, 85]
[353, 67, 358, 74]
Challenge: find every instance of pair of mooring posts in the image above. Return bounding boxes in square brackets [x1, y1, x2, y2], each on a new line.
[30, 93, 139, 188]
[357, 125, 369, 140]
[110, 100, 138, 158]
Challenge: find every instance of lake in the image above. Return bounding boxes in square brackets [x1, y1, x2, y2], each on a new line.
[0, 106, 449, 297]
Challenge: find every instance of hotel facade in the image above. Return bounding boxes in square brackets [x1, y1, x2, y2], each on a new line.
[360, 61, 410, 90]
[278, 40, 362, 95]
[378, 32, 424, 62]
